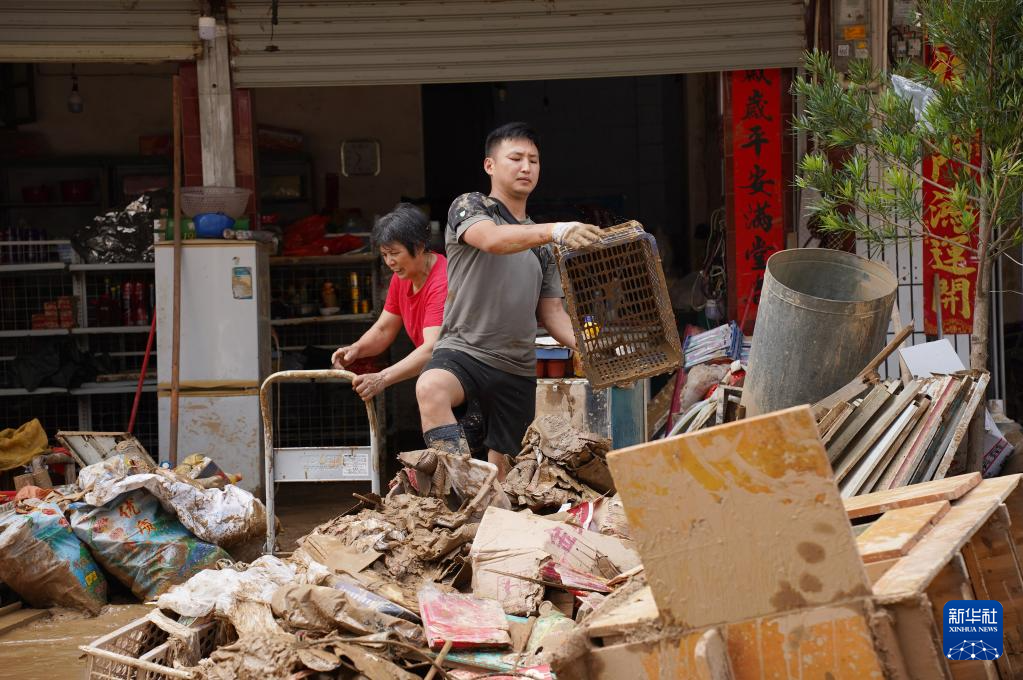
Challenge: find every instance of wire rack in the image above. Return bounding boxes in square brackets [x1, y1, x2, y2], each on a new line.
[81, 270, 155, 328]
[85, 332, 155, 377]
[268, 259, 382, 450]
[270, 261, 378, 319]
[557, 221, 682, 389]
[1, 392, 79, 434]
[0, 270, 73, 331]
[271, 382, 371, 449]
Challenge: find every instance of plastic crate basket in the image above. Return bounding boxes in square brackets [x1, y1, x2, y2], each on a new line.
[557, 221, 682, 389]
[81, 610, 232, 680]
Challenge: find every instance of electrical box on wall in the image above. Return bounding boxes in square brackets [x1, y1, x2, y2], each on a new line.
[832, 0, 870, 71]
[889, 0, 924, 64]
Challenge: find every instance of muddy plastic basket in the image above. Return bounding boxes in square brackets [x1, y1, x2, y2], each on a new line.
[556, 221, 682, 389]
[81, 611, 232, 680]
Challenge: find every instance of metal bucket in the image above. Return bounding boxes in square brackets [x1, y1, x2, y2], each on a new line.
[741, 248, 897, 416]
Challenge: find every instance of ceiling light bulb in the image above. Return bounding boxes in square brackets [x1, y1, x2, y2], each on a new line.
[68, 67, 83, 114]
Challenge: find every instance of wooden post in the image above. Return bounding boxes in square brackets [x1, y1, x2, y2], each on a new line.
[169, 75, 183, 467]
[197, 19, 236, 186]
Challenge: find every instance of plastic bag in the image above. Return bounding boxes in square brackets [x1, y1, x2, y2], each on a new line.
[891, 74, 937, 130]
[78, 455, 266, 549]
[0, 500, 107, 613]
[72, 191, 164, 263]
[69, 489, 228, 600]
[281, 215, 364, 256]
[156, 554, 298, 618]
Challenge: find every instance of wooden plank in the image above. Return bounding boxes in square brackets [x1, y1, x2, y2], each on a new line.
[0, 602, 22, 617]
[821, 404, 856, 447]
[932, 373, 989, 481]
[881, 376, 958, 490]
[885, 598, 954, 680]
[586, 602, 886, 680]
[904, 376, 972, 486]
[817, 401, 851, 432]
[811, 323, 914, 420]
[693, 628, 734, 680]
[924, 556, 997, 680]
[856, 501, 950, 563]
[607, 406, 869, 629]
[917, 376, 977, 484]
[861, 396, 931, 494]
[842, 401, 922, 497]
[960, 504, 1023, 678]
[835, 381, 923, 484]
[587, 585, 659, 638]
[844, 472, 981, 520]
[197, 20, 236, 186]
[0, 608, 48, 636]
[826, 382, 898, 463]
[873, 476, 1022, 603]
[647, 373, 678, 439]
[863, 557, 900, 584]
[812, 377, 872, 421]
[725, 601, 886, 680]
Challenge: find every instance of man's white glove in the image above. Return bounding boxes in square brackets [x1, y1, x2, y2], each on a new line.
[551, 222, 603, 249]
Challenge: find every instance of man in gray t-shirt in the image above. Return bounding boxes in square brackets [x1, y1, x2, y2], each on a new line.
[416, 122, 602, 473]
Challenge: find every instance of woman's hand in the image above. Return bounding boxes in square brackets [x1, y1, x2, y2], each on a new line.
[331, 345, 360, 368]
[352, 372, 388, 400]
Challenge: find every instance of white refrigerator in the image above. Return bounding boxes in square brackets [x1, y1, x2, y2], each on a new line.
[155, 240, 271, 493]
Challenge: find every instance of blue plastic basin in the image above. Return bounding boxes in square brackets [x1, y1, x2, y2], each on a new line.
[193, 212, 235, 238]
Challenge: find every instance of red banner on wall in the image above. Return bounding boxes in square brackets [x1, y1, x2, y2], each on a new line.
[731, 68, 785, 328]
[923, 46, 979, 335]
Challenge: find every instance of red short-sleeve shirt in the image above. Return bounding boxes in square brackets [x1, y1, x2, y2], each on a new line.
[383, 253, 447, 347]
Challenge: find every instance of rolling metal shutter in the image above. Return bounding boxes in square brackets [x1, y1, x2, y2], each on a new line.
[228, 0, 806, 88]
[0, 1, 200, 63]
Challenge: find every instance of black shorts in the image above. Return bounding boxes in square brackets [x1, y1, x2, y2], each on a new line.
[426, 348, 536, 458]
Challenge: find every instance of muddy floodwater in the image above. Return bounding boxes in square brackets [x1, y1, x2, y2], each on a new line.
[0, 604, 151, 680]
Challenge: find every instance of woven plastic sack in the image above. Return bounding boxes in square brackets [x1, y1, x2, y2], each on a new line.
[69, 489, 229, 600]
[0, 500, 108, 613]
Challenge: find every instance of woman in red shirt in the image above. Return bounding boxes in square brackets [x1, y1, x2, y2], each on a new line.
[332, 203, 446, 401]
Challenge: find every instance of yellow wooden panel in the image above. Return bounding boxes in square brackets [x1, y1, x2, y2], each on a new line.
[608, 405, 869, 629]
[857, 500, 950, 562]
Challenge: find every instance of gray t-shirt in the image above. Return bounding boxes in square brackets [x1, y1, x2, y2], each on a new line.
[435, 192, 563, 376]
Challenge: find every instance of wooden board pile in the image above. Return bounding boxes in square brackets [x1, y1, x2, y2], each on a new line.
[571, 407, 1023, 680]
[815, 369, 989, 498]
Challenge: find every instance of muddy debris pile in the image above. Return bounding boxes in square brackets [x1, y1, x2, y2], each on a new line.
[0, 450, 266, 616]
[132, 416, 643, 679]
[504, 415, 614, 511]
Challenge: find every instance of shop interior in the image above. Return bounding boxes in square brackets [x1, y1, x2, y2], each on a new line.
[0, 62, 725, 487]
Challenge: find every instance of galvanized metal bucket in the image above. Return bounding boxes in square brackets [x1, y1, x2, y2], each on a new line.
[741, 248, 898, 417]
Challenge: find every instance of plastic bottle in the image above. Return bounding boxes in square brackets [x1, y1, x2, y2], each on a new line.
[121, 281, 134, 326]
[322, 281, 338, 309]
[134, 282, 149, 325]
[349, 272, 360, 314]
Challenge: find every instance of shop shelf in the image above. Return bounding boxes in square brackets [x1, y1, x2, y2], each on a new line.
[71, 325, 153, 335]
[0, 202, 100, 209]
[269, 253, 375, 266]
[0, 262, 67, 273]
[69, 262, 155, 271]
[0, 328, 70, 338]
[0, 386, 68, 396]
[70, 379, 156, 395]
[271, 313, 374, 326]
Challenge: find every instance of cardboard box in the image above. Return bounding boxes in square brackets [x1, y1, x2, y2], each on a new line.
[469, 507, 641, 615]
